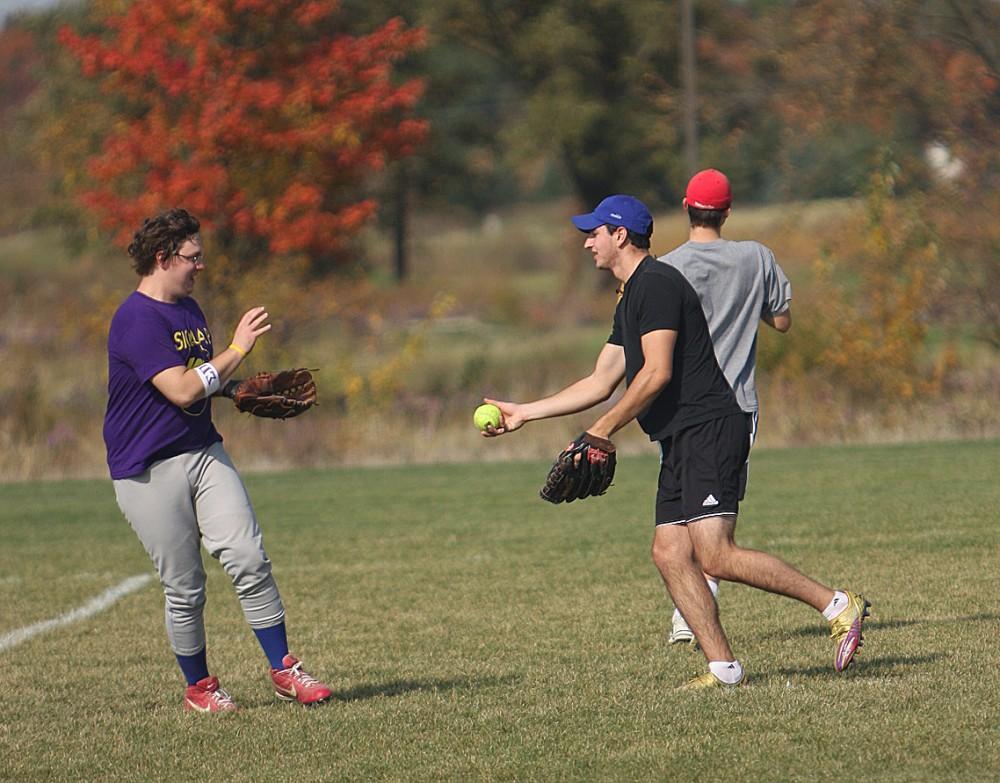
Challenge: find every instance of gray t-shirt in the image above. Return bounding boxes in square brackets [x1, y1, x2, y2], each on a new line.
[658, 239, 791, 413]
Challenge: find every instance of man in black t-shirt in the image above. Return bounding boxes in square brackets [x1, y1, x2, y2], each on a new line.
[482, 194, 870, 689]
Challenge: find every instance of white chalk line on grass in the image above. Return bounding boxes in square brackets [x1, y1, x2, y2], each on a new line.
[0, 573, 154, 653]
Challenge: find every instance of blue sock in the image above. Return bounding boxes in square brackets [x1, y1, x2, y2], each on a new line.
[175, 649, 209, 685]
[254, 622, 290, 669]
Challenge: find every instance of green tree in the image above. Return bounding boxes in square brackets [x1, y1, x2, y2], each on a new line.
[433, 0, 676, 206]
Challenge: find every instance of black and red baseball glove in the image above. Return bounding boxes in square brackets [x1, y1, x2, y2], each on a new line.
[539, 432, 616, 504]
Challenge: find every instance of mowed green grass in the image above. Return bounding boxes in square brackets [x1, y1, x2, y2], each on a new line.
[1, 440, 999, 782]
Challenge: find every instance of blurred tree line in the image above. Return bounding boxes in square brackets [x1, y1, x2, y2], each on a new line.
[0, 0, 997, 478]
[0, 0, 997, 347]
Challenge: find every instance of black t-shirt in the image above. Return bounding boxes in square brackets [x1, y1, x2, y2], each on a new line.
[608, 256, 741, 440]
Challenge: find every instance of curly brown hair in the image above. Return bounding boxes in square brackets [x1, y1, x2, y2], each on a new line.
[127, 208, 201, 276]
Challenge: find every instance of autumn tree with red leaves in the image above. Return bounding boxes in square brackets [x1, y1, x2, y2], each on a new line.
[59, 0, 426, 268]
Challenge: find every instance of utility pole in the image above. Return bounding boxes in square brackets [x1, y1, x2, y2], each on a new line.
[393, 163, 408, 282]
[681, 0, 699, 177]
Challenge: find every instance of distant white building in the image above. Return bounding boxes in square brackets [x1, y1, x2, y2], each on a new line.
[925, 142, 965, 182]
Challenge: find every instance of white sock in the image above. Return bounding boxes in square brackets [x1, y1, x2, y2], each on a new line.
[822, 590, 850, 621]
[708, 660, 743, 684]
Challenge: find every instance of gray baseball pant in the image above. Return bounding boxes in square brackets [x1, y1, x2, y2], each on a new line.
[113, 441, 285, 656]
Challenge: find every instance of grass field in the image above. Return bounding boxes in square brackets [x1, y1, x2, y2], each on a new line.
[2, 439, 999, 781]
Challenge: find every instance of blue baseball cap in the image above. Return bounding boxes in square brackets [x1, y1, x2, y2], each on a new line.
[571, 194, 653, 237]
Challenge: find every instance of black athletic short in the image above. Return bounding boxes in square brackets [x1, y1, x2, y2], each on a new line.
[655, 412, 753, 526]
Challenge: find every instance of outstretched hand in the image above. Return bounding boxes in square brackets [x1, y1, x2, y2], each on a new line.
[480, 398, 525, 437]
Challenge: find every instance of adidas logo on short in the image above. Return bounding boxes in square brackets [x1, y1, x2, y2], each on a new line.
[702, 494, 719, 507]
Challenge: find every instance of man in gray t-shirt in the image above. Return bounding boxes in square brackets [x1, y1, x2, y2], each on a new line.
[658, 168, 792, 645]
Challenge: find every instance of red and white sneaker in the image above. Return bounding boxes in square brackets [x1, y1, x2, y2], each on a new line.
[184, 676, 238, 713]
[270, 654, 332, 705]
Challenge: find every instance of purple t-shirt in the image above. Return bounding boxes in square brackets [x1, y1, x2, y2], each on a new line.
[103, 291, 222, 479]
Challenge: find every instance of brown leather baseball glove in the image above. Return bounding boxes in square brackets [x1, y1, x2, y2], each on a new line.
[224, 368, 317, 419]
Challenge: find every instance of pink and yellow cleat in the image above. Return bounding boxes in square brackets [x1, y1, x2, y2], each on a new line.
[830, 591, 871, 672]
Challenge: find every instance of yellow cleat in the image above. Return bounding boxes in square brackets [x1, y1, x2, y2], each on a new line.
[829, 591, 871, 672]
[678, 670, 747, 690]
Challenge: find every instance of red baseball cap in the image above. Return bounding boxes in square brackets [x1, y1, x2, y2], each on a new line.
[685, 169, 732, 210]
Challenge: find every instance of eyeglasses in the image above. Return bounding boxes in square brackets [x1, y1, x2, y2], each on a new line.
[175, 251, 204, 265]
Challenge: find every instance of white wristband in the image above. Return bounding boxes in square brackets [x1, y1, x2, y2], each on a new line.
[194, 362, 221, 396]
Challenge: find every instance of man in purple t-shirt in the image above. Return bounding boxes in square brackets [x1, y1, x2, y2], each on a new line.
[105, 208, 332, 712]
